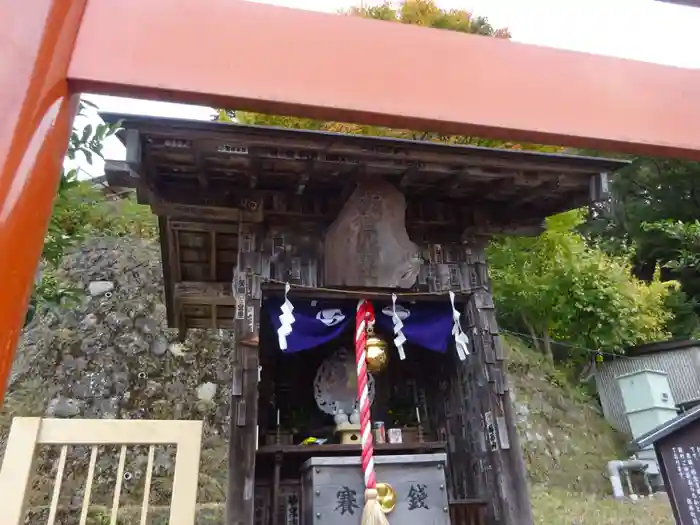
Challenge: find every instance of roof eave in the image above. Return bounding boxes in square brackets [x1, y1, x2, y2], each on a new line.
[100, 112, 631, 174]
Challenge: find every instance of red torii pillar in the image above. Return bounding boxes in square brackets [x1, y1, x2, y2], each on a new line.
[2, 0, 700, 403]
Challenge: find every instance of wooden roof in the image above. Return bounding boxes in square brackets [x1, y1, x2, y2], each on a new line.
[103, 113, 626, 224]
[102, 113, 627, 333]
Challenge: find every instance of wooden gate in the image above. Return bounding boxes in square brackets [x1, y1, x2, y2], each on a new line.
[0, 417, 202, 525]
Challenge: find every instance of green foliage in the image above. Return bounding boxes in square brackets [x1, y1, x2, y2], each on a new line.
[489, 210, 674, 364]
[662, 288, 700, 339]
[66, 99, 112, 165]
[44, 173, 103, 266]
[642, 219, 700, 271]
[83, 195, 159, 240]
[33, 270, 82, 306]
[347, 0, 511, 38]
[29, 99, 157, 317]
[43, 100, 121, 266]
[582, 157, 700, 337]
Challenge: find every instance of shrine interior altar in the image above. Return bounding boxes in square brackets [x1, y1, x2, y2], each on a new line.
[254, 290, 461, 525]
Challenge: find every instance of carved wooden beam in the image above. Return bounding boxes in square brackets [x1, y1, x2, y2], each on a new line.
[174, 281, 236, 305]
[188, 318, 236, 329]
[261, 282, 469, 302]
[169, 221, 241, 233]
[148, 136, 194, 151]
[152, 182, 261, 206]
[144, 165, 590, 226]
[126, 121, 622, 174]
[150, 194, 264, 222]
[144, 134, 616, 183]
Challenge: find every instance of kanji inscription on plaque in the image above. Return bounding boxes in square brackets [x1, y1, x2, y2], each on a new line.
[670, 445, 700, 523]
[407, 483, 430, 510]
[335, 486, 360, 515]
[658, 427, 700, 525]
[302, 454, 449, 524]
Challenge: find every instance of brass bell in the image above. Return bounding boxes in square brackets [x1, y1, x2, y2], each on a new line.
[366, 334, 389, 374]
[376, 482, 397, 514]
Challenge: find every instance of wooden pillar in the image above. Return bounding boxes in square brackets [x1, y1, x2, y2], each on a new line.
[0, 0, 88, 404]
[227, 222, 262, 525]
[463, 240, 533, 525]
[227, 343, 260, 525]
[420, 237, 532, 524]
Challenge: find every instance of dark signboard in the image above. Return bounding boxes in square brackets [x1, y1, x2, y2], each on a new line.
[657, 418, 700, 524]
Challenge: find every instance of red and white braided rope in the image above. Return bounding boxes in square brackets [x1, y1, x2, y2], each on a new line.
[355, 299, 376, 490]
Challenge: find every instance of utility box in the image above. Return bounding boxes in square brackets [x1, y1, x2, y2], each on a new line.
[617, 369, 678, 439]
[617, 369, 678, 477]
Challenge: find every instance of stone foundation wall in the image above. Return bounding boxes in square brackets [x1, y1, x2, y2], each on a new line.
[1, 236, 232, 520]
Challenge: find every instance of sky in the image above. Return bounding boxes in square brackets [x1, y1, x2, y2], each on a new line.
[71, 0, 700, 179]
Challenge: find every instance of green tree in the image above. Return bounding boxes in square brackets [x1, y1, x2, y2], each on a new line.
[44, 100, 121, 265]
[348, 0, 511, 37]
[489, 210, 674, 363]
[27, 100, 123, 321]
[221, 0, 561, 154]
[582, 157, 700, 337]
[643, 219, 700, 271]
[583, 158, 700, 270]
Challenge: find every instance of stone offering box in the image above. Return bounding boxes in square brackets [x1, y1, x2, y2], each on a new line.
[301, 453, 450, 525]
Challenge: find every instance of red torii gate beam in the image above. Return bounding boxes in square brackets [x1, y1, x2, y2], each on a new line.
[2, 0, 700, 402]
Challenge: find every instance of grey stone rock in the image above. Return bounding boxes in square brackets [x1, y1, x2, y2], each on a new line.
[46, 396, 83, 418]
[168, 343, 185, 357]
[105, 311, 132, 330]
[79, 313, 99, 330]
[71, 371, 111, 399]
[197, 382, 218, 403]
[88, 280, 114, 296]
[85, 397, 120, 418]
[135, 316, 159, 334]
[151, 337, 169, 356]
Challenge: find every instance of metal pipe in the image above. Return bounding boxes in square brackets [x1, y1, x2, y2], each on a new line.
[607, 459, 645, 499]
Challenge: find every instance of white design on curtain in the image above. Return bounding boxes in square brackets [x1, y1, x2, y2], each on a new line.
[278, 283, 295, 350]
[391, 293, 407, 360]
[316, 308, 346, 327]
[449, 291, 469, 360]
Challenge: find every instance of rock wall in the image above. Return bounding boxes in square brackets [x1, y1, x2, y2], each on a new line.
[1, 236, 232, 522]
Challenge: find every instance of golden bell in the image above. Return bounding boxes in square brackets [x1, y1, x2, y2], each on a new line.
[366, 335, 389, 373]
[376, 482, 397, 514]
